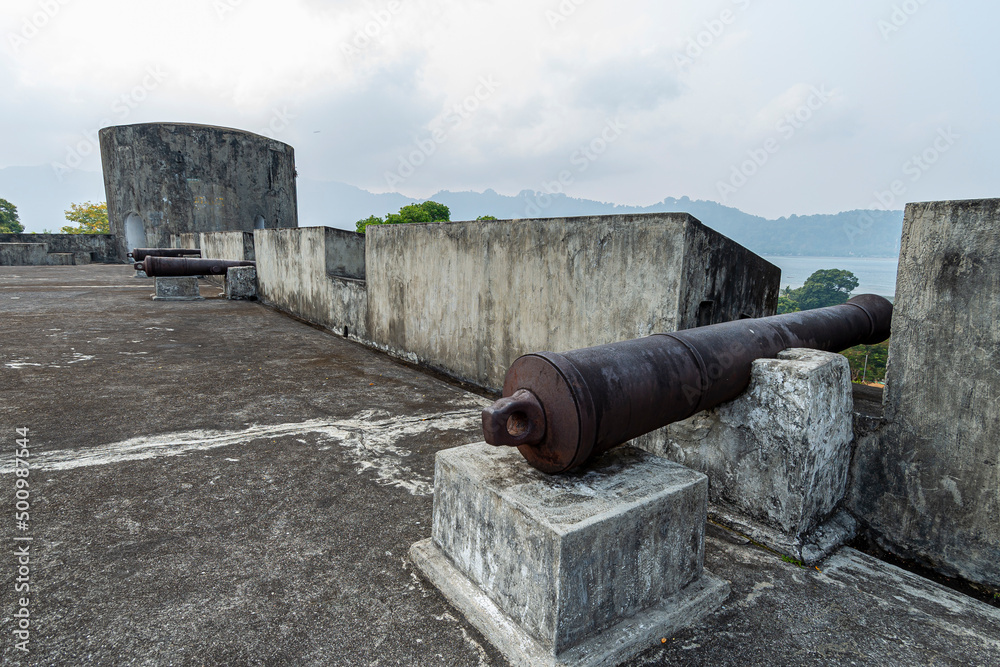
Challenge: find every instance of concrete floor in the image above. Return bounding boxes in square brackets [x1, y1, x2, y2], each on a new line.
[2, 265, 999, 666]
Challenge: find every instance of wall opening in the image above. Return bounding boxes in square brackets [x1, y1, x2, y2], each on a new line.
[124, 213, 147, 259]
[254, 215, 266, 230]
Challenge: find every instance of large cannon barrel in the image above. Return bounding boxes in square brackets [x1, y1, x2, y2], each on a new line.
[135, 256, 255, 277]
[482, 294, 893, 474]
[129, 248, 202, 261]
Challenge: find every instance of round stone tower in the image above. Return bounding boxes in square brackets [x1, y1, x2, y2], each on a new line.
[99, 122, 298, 260]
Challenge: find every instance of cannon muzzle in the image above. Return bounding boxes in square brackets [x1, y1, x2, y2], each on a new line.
[482, 294, 892, 474]
[136, 256, 256, 276]
[129, 248, 202, 261]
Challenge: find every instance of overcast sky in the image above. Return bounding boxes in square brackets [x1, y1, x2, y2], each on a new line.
[1, 0, 995, 218]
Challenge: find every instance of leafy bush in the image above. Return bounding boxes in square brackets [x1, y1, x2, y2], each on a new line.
[356, 201, 450, 233]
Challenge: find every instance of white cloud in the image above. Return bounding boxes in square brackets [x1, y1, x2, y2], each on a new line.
[0, 0, 996, 217]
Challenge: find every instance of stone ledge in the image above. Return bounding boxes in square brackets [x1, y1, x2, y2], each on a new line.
[410, 538, 729, 667]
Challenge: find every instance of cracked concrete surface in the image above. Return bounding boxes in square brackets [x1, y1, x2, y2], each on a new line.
[2, 266, 999, 666]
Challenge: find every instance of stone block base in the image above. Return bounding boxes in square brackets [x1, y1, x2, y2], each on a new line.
[153, 276, 203, 301]
[411, 539, 727, 667]
[225, 266, 257, 300]
[411, 443, 728, 665]
[633, 348, 853, 564]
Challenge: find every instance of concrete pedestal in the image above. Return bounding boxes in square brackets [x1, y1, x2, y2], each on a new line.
[153, 276, 203, 301]
[634, 348, 854, 563]
[410, 443, 728, 666]
[225, 266, 257, 300]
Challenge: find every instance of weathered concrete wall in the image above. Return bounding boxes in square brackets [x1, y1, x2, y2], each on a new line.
[0, 243, 48, 266]
[0, 233, 117, 264]
[200, 231, 255, 261]
[100, 123, 297, 260]
[324, 228, 365, 280]
[198, 231, 255, 286]
[173, 233, 200, 250]
[365, 214, 779, 390]
[849, 199, 1000, 589]
[254, 227, 368, 341]
[679, 222, 781, 325]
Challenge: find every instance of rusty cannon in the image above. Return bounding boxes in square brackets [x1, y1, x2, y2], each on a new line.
[128, 248, 202, 261]
[134, 256, 256, 276]
[482, 294, 893, 474]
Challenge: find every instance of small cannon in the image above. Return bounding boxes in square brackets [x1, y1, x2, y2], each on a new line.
[482, 294, 893, 474]
[129, 248, 202, 261]
[135, 256, 255, 276]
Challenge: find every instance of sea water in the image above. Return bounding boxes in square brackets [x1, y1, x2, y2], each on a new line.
[763, 256, 899, 298]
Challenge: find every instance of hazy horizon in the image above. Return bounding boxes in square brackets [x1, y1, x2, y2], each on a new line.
[2, 1, 995, 224]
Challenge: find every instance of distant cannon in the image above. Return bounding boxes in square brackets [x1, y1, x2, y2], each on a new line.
[135, 256, 255, 277]
[128, 248, 202, 262]
[482, 294, 893, 474]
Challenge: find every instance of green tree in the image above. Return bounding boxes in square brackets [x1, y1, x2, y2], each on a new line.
[476, 215, 498, 221]
[776, 288, 801, 315]
[0, 197, 24, 233]
[61, 201, 110, 234]
[355, 200, 451, 233]
[841, 340, 890, 385]
[355, 214, 384, 234]
[780, 269, 859, 312]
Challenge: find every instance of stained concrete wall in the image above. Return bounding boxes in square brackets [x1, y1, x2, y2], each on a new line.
[849, 199, 1000, 589]
[0, 233, 117, 264]
[173, 233, 200, 250]
[100, 123, 297, 260]
[0, 243, 47, 266]
[254, 227, 368, 341]
[365, 214, 779, 390]
[200, 231, 255, 262]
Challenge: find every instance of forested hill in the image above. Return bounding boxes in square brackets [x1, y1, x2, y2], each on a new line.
[0, 165, 902, 257]
[297, 180, 903, 258]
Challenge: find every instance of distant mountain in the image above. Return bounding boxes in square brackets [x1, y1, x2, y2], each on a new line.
[297, 180, 902, 258]
[0, 165, 902, 257]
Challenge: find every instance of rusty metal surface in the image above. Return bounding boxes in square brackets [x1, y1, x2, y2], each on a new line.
[128, 248, 202, 261]
[483, 294, 893, 473]
[135, 256, 256, 277]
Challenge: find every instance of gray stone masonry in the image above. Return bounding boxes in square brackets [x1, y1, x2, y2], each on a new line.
[0, 243, 48, 265]
[634, 348, 854, 564]
[153, 276, 203, 301]
[849, 198, 1000, 589]
[411, 443, 729, 666]
[225, 266, 257, 300]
